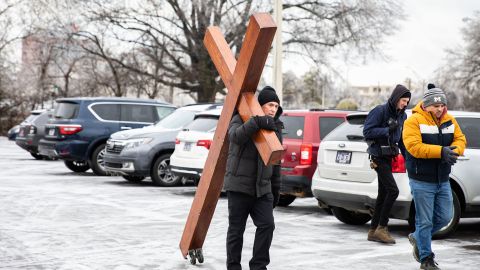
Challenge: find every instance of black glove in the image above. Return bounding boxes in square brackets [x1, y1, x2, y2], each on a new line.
[254, 115, 277, 131]
[441, 146, 459, 166]
[272, 189, 280, 209]
[388, 118, 399, 133]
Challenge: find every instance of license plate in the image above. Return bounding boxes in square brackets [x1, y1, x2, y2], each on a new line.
[336, 151, 352, 164]
[183, 142, 192, 151]
[48, 129, 56, 136]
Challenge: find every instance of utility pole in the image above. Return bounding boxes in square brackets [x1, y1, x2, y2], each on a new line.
[273, 0, 283, 103]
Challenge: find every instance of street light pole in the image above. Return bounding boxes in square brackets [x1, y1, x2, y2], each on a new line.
[273, 0, 283, 104]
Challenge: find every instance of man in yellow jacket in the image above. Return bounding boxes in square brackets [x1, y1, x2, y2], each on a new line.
[402, 84, 466, 270]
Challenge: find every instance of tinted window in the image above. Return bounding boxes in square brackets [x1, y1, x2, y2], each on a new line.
[323, 121, 365, 142]
[91, 104, 120, 121]
[55, 102, 79, 119]
[456, 117, 480, 149]
[156, 106, 176, 121]
[185, 116, 219, 132]
[156, 109, 196, 129]
[281, 115, 305, 139]
[319, 117, 345, 140]
[121, 104, 156, 123]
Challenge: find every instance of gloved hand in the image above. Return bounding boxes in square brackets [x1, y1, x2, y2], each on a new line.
[272, 189, 280, 209]
[388, 118, 399, 133]
[441, 146, 459, 165]
[254, 115, 277, 131]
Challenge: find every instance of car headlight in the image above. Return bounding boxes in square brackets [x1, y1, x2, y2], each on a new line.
[123, 138, 153, 150]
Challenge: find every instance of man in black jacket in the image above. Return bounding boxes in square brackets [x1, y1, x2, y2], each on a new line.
[363, 84, 411, 244]
[224, 86, 283, 270]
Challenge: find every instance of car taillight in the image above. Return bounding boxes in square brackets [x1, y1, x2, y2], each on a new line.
[58, 125, 82, 135]
[175, 138, 180, 144]
[197, 139, 212, 150]
[300, 143, 312, 165]
[391, 154, 406, 173]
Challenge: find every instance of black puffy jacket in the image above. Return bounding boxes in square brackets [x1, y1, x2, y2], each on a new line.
[223, 110, 283, 197]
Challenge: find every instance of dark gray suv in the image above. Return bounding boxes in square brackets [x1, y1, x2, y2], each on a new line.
[103, 104, 222, 185]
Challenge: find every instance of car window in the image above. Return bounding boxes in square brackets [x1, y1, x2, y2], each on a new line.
[121, 104, 156, 123]
[55, 102, 79, 119]
[156, 106, 176, 121]
[281, 115, 305, 139]
[185, 116, 219, 132]
[156, 109, 196, 129]
[33, 112, 50, 126]
[91, 104, 121, 121]
[456, 117, 480, 149]
[323, 120, 365, 142]
[319, 117, 345, 140]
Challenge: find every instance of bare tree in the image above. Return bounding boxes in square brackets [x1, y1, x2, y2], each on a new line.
[79, 0, 403, 102]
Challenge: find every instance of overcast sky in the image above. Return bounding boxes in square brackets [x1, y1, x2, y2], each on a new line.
[283, 0, 480, 88]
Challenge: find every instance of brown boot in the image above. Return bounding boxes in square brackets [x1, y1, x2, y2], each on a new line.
[373, 226, 396, 244]
[367, 228, 379, 242]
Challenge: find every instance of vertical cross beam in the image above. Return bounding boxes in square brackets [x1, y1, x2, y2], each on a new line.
[179, 13, 283, 259]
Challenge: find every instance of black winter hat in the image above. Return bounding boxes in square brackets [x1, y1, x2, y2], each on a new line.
[258, 86, 280, 106]
[427, 83, 436, 89]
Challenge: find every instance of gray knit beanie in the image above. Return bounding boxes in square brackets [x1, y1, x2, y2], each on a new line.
[423, 87, 447, 107]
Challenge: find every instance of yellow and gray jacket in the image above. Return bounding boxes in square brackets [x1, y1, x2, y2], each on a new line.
[402, 102, 466, 183]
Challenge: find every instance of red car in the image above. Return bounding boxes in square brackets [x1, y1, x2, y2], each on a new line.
[279, 109, 350, 206]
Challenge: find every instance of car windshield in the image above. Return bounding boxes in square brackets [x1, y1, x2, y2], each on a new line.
[54, 102, 79, 119]
[184, 116, 218, 132]
[323, 115, 366, 142]
[155, 109, 196, 129]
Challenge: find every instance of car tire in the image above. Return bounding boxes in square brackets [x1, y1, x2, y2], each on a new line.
[151, 153, 181, 186]
[89, 143, 108, 176]
[30, 152, 44, 160]
[277, 194, 296, 207]
[122, 175, 145, 183]
[408, 190, 461, 239]
[331, 206, 372, 225]
[64, 160, 90, 172]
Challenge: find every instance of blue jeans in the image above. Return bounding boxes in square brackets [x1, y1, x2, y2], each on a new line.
[409, 179, 453, 262]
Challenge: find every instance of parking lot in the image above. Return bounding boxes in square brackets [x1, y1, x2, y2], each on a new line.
[1, 137, 479, 270]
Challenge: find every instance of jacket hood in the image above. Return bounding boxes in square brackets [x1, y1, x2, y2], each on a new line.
[388, 84, 411, 114]
[412, 101, 449, 124]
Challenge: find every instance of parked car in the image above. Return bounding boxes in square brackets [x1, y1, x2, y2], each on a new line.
[7, 125, 20, 141]
[38, 97, 176, 175]
[170, 108, 221, 184]
[15, 110, 52, 159]
[278, 109, 350, 206]
[103, 103, 222, 185]
[311, 111, 480, 238]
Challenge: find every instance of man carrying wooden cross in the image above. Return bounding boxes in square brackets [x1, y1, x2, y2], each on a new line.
[224, 85, 283, 270]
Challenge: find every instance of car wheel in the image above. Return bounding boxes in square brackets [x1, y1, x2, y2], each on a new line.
[151, 153, 181, 186]
[408, 190, 461, 239]
[30, 152, 44, 160]
[277, 194, 296, 207]
[64, 160, 90, 172]
[122, 175, 145, 183]
[89, 143, 108, 176]
[331, 206, 371, 225]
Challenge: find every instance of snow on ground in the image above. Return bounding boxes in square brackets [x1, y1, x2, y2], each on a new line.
[0, 137, 479, 269]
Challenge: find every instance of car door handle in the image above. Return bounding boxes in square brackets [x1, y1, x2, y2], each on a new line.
[457, 156, 469, 161]
[120, 126, 132, 130]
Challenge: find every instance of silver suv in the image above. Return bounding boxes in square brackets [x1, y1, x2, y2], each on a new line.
[311, 111, 480, 238]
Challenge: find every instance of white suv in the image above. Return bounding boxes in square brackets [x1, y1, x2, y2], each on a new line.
[311, 111, 480, 238]
[170, 109, 221, 184]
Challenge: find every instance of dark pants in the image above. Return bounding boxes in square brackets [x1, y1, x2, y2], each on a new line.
[226, 191, 275, 270]
[371, 156, 399, 228]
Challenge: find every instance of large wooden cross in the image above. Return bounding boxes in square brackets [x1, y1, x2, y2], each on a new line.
[179, 13, 284, 264]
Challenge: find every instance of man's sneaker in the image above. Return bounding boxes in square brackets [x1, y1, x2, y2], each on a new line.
[408, 233, 420, 262]
[420, 253, 440, 270]
[367, 228, 379, 242]
[373, 226, 396, 244]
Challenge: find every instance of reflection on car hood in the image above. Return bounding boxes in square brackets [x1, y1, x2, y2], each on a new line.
[110, 125, 180, 140]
